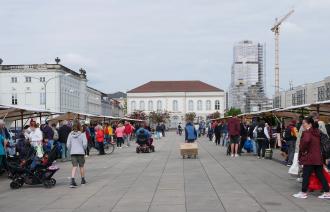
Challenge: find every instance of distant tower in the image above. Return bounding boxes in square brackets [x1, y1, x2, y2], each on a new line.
[228, 40, 267, 113]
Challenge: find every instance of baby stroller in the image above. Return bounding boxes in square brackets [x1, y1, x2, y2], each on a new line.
[7, 143, 59, 189]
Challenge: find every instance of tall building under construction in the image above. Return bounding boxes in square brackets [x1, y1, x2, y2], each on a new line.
[228, 40, 270, 113]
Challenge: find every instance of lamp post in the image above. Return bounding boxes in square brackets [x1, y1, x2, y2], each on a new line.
[26, 73, 71, 110]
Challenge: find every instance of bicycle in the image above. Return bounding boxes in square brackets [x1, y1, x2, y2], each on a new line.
[89, 139, 115, 155]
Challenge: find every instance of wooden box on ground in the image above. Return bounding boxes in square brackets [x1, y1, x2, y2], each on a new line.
[180, 143, 198, 159]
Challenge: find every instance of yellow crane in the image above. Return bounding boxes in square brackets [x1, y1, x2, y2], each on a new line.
[271, 9, 294, 96]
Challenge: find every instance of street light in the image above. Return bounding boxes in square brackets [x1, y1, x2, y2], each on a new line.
[25, 73, 71, 110]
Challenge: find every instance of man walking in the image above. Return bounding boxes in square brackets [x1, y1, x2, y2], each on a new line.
[58, 120, 72, 161]
[227, 114, 241, 157]
[185, 122, 198, 143]
[284, 120, 298, 166]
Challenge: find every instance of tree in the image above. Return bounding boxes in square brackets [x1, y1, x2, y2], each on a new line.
[207, 111, 221, 119]
[127, 110, 147, 120]
[148, 111, 170, 124]
[185, 112, 196, 122]
[225, 107, 242, 117]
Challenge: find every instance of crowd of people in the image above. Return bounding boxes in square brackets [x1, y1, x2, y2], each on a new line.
[0, 118, 151, 188]
[194, 112, 330, 199]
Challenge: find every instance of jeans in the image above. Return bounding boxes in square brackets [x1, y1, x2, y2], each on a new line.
[156, 131, 161, 139]
[257, 139, 267, 157]
[98, 141, 105, 155]
[61, 143, 70, 160]
[117, 137, 124, 147]
[215, 134, 221, 145]
[287, 140, 296, 165]
[125, 134, 131, 146]
[251, 139, 257, 154]
[222, 133, 228, 146]
[302, 165, 329, 192]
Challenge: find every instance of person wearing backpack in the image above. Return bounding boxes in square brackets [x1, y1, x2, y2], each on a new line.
[185, 122, 197, 143]
[284, 120, 298, 166]
[253, 120, 270, 159]
[293, 116, 330, 199]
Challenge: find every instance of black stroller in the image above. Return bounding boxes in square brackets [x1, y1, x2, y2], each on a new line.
[7, 143, 60, 189]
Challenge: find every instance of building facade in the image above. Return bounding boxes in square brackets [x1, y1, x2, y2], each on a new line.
[228, 40, 270, 113]
[127, 81, 225, 128]
[273, 76, 330, 108]
[0, 63, 123, 116]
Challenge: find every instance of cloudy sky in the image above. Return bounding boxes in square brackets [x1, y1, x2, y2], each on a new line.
[1, 0, 330, 95]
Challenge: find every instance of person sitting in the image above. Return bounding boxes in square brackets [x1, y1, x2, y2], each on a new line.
[136, 127, 151, 147]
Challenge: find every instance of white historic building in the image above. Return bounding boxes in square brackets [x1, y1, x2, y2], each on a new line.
[127, 81, 225, 128]
[0, 63, 123, 116]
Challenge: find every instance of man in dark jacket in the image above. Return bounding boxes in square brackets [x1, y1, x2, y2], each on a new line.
[238, 119, 249, 155]
[58, 121, 72, 161]
[214, 122, 222, 146]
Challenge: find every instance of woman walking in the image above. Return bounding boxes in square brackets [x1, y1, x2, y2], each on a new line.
[115, 123, 125, 148]
[293, 116, 330, 199]
[95, 125, 105, 155]
[67, 120, 87, 188]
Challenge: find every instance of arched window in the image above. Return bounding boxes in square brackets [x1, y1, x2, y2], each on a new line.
[148, 100, 153, 111]
[197, 100, 203, 111]
[157, 100, 162, 111]
[131, 101, 136, 111]
[215, 100, 220, 110]
[172, 100, 178, 112]
[206, 100, 211, 111]
[139, 101, 145, 110]
[188, 100, 194, 111]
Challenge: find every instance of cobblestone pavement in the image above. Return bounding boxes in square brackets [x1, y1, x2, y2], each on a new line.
[0, 132, 330, 212]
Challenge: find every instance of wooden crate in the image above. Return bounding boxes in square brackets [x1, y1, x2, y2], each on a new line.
[180, 143, 198, 159]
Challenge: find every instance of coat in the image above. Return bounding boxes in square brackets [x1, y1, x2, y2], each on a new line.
[227, 117, 241, 137]
[298, 128, 323, 166]
[96, 129, 104, 143]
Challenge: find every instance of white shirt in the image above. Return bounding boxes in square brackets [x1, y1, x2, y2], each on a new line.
[28, 128, 43, 146]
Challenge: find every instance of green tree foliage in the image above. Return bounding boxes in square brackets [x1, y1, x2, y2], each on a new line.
[148, 111, 170, 124]
[127, 110, 147, 120]
[225, 108, 242, 117]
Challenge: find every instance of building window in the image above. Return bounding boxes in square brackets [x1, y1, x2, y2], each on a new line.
[172, 100, 178, 112]
[139, 101, 145, 110]
[215, 100, 220, 110]
[131, 101, 136, 111]
[197, 100, 203, 111]
[326, 82, 330, 100]
[25, 76, 31, 83]
[11, 93, 18, 105]
[148, 100, 153, 111]
[188, 100, 194, 111]
[296, 90, 305, 105]
[40, 77, 46, 82]
[157, 100, 162, 111]
[318, 86, 325, 101]
[40, 92, 46, 105]
[11, 77, 17, 83]
[206, 100, 211, 111]
[274, 96, 281, 108]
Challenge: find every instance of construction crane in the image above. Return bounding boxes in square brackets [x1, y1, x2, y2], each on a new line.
[271, 9, 294, 96]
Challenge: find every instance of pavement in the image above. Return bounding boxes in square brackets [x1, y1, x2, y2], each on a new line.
[0, 132, 330, 212]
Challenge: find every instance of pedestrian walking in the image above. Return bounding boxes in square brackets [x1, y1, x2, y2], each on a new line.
[95, 125, 105, 155]
[214, 122, 222, 146]
[185, 122, 198, 143]
[155, 123, 162, 140]
[253, 121, 270, 159]
[115, 123, 125, 148]
[221, 122, 228, 146]
[67, 120, 87, 188]
[238, 119, 248, 155]
[161, 123, 166, 137]
[227, 115, 241, 157]
[58, 121, 72, 161]
[0, 133, 7, 175]
[284, 120, 298, 166]
[124, 121, 134, 147]
[293, 116, 330, 199]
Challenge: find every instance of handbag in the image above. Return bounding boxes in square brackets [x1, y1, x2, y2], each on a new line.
[288, 153, 299, 176]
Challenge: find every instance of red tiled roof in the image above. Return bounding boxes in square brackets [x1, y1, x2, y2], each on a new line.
[127, 81, 223, 93]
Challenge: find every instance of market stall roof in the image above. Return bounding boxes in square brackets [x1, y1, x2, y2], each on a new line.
[0, 104, 60, 121]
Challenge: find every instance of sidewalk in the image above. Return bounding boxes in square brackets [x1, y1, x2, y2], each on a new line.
[0, 133, 329, 212]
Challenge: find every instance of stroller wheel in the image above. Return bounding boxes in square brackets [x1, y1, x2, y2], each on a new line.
[10, 181, 20, 189]
[43, 180, 53, 188]
[50, 178, 56, 186]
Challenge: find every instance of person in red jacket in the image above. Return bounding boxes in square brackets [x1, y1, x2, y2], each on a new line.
[293, 116, 330, 199]
[227, 115, 241, 157]
[124, 121, 134, 147]
[95, 125, 105, 155]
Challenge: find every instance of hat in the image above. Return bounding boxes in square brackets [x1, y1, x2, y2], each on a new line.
[290, 120, 297, 126]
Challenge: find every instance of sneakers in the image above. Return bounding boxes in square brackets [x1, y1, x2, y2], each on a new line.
[257, 156, 261, 159]
[70, 178, 78, 188]
[296, 178, 303, 183]
[231, 154, 234, 157]
[81, 178, 86, 185]
[235, 154, 239, 158]
[318, 193, 330, 199]
[293, 192, 307, 199]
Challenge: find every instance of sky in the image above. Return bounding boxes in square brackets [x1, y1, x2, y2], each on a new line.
[1, 0, 330, 95]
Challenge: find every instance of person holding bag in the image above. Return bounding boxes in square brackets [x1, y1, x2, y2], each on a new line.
[293, 116, 330, 199]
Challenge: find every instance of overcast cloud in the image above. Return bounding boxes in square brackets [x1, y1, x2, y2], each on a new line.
[1, 0, 330, 95]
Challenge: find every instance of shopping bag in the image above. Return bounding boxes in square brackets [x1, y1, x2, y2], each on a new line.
[244, 139, 253, 152]
[308, 168, 330, 191]
[288, 153, 299, 176]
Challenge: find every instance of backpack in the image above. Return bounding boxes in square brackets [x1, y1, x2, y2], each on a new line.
[256, 126, 266, 139]
[284, 126, 296, 141]
[186, 125, 197, 140]
[320, 132, 330, 159]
